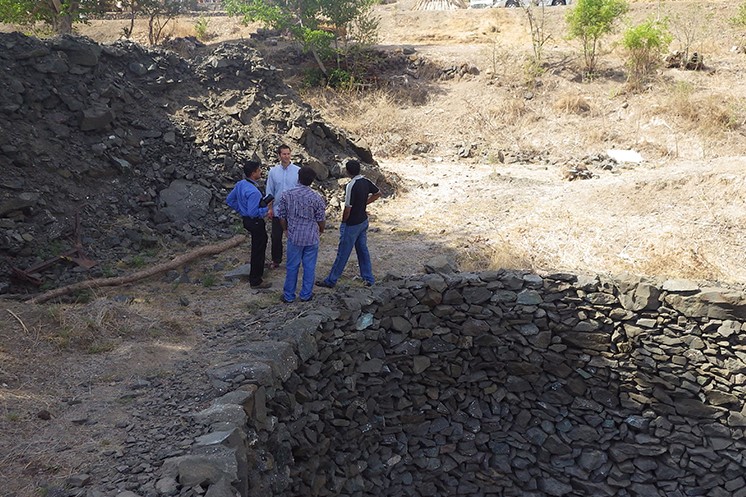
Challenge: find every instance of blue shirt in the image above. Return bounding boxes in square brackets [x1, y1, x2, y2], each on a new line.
[266, 163, 300, 211]
[226, 179, 268, 218]
[275, 186, 326, 246]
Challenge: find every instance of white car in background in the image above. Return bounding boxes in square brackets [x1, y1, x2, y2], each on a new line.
[469, 0, 495, 7]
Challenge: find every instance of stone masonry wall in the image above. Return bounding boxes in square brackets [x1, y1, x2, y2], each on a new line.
[166, 269, 746, 497]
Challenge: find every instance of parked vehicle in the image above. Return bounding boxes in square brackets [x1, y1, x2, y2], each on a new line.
[469, 0, 570, 8]
[469, 0, 496, 7]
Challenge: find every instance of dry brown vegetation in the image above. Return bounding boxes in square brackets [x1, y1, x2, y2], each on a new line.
[294, 0, 746, 285]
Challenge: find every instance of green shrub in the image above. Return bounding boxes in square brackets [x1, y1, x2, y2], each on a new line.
[129, 255, 146, 268]
[327, 68, 354, 90]
[194, 16, 210, 41]
[302, 68, 327, 88]
[566, 0, 629, 75]
[622, 19, 672, 90]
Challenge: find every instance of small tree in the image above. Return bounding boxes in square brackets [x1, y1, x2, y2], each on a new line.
[566, 0, 629, 75]
[622, 19, 671, 90]
[139, 0, 195, 46]
[223, 0, 379, 78]
[0, 0, 99, 34]
[668, 5, 714, 69]
[115, 0, 137, 39]
[523, 2, 552, 69]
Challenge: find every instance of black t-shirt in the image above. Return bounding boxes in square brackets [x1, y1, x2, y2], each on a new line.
[345, 176, 379, 226]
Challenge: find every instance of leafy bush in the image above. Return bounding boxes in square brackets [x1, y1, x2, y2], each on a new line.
[327, 68, 354, 90]
[566, 0, 629, 75]
[224, 0, 379, 77]
[194, 16, 210, 41]
[622, 19, 671, 90]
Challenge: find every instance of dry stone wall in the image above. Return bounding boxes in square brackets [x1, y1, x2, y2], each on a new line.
[177, 269, 746, 497]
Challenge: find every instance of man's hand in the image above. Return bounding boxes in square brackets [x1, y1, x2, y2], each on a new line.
[267, 206, 274, 219]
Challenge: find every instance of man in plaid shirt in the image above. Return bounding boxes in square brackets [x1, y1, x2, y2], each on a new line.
[274, 167, 326, 303]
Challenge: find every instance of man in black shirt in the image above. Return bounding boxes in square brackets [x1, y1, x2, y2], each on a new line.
[317, 160, 381, 288]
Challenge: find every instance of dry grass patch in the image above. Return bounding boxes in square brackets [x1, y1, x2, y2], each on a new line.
[553, 93, 592, 114]
[657, 81, 745, 134]
[44, 298, 188, 353]
[456, 235, 538, 273]
[303, 88, 432, 157]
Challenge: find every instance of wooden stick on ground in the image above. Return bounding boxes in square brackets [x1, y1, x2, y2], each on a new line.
[6, 309, 29, 333]
[28, 235, 246, 305]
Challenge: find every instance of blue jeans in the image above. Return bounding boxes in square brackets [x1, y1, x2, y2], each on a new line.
[283, 240, 319, 302]
[323, 219, 373, 286]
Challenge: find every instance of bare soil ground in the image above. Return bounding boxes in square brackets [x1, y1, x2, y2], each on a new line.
[2, 1, 746, 495]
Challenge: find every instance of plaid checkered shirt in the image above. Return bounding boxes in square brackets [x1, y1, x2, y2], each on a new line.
[274, 185, 326, 246]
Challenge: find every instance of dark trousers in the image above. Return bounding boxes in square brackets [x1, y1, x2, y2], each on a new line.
[243, 217, 268, 286]
[271, 217, 284, 264]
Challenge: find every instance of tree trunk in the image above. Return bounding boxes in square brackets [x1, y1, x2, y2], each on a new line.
[311, 48, 328, 77]
[28, 235, 247, 305]
[49, 0, 75, 34]
[55, 14, 73, 34]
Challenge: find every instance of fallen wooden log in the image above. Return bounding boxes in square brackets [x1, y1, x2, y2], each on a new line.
[28, 235, 246, 305]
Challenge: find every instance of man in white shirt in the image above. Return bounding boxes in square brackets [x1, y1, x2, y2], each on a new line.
[266, 144, 300, 268]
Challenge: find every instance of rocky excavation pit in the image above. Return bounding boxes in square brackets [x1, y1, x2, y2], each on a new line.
[160, 268, 746, 497]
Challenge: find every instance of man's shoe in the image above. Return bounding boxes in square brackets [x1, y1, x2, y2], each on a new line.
[250, 281, 272, 289]
[266, 261, 281, 269]
[364, 281, 374, 287]
[281, 296, 294, 304]
[315, 280, 334, 288]
[300, 295, 313, 302]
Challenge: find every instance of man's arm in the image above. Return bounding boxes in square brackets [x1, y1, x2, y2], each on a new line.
[247, 188, 266, 218]
[317, 221, 325, 234]
[280, 219, 288, 232]
[341, 206, 351, 223]
[265, 168, 276, 218]
[367, 192, 381, 205]
[265, 168, 276, 197]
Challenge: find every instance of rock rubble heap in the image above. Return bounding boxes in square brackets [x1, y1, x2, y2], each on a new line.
[0, 32, 382, 293]
[164, 269, 746, 497]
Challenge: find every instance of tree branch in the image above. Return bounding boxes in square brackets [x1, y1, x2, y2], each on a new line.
[28, 235, 247, 305]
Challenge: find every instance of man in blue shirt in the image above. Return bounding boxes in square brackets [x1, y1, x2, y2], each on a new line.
[226, 160, 272, 289]
[274, 167, 326, 303]
[317, 160, 381, 288]
[266, 144, 300, 269]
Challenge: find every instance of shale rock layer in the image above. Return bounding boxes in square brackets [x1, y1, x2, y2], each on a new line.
[179, 270, 746, 497]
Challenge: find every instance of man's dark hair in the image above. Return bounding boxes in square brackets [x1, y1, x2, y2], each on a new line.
[346, 160, 361, 176]
[277, 144, 291, 155]
[298, 166, 316, 186]
[243, 160, 262, 178]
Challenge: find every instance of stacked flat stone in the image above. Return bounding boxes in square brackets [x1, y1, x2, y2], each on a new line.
[178, 270, 746, 497]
